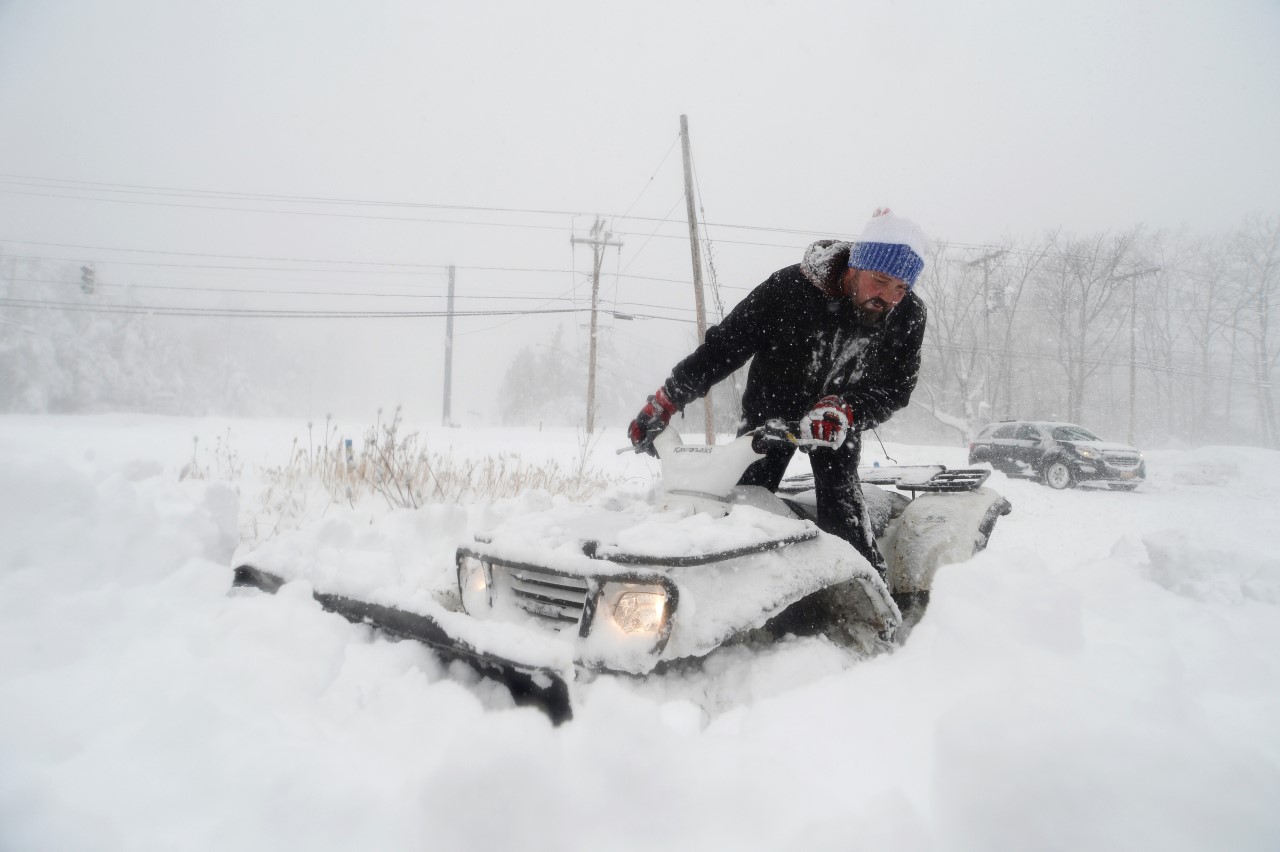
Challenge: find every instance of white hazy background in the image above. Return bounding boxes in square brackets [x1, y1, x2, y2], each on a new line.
[1, 0, 1278, 424]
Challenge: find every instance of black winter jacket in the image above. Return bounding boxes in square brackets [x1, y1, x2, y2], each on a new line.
[663, 241, 926, 431]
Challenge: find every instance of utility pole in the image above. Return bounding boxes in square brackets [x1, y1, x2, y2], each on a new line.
[571, 218, 623, 432]
[964, 249, 1006, 416]
[1129, 273, 1136, 446]
[680, 114, 715, 444]
[1113, 266, 1160, 444]
[442, 265, 455, 427]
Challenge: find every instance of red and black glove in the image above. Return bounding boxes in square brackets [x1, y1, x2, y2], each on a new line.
[628, 387, 679, 455]
[803, 395, 855, 449]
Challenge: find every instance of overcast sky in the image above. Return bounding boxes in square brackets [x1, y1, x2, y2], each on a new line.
[1, 0, 1278, 422]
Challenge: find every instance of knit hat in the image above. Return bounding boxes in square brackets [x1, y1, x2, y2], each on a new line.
[847, 210, 928, 288]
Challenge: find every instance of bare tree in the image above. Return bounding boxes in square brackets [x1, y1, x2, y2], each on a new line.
[990, 235, 1051, 418]
[1033, 229, 1141, 422]
[916, 243, 993, 441]
[1231, 214, 1280, 446]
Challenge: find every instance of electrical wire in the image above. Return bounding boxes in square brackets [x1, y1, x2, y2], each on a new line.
[3, 291, 1260, 384]
[1, 275, 588, 302]
[617, 133, 681, 223]
[1, 172, 1200, 265]
[0, 295, 588, 320]
[1, 241, 704, 286]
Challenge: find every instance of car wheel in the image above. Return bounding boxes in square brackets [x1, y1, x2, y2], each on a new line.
[1043, 460, 1074, 490]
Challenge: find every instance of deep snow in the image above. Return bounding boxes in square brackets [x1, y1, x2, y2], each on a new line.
[1, 415, 1278, 851]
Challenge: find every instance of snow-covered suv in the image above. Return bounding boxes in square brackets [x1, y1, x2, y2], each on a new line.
[968, 420, 1145, 491]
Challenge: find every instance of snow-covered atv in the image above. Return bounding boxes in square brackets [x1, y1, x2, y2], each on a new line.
[232, 425, 1011, 725]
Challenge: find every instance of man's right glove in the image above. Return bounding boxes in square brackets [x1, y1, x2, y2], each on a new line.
[628, 387, 679, 455]
[803, 395, 854, 450]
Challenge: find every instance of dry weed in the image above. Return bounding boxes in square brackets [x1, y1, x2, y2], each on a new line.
[246, 407, 620, 543]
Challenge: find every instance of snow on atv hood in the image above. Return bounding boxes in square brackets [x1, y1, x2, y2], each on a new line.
[471, 498, 814, 568]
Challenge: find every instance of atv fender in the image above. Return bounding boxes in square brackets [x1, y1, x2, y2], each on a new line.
[883, 487, 1012, 595]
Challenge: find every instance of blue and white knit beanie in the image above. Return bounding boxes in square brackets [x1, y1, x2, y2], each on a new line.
[848, 211, 928, 288]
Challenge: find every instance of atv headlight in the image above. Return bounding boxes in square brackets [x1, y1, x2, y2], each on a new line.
[612, 590, 667, 635]
[458, 555, 492, 613]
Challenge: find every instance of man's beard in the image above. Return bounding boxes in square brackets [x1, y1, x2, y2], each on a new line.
[855, 298, 891, 326]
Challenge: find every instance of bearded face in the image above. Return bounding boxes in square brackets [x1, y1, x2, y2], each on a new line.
[842, 268, 908, 321]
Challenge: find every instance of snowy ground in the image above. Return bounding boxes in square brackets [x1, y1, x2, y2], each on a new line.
[2, 415, 1278, 852]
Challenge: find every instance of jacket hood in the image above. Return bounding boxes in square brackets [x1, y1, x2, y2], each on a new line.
[801, 240, 852, 295]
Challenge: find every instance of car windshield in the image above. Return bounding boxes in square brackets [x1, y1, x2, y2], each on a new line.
[1053, 425, 1100, 442]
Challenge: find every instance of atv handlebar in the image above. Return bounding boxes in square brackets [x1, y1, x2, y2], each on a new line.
[617, 420, 833, 455]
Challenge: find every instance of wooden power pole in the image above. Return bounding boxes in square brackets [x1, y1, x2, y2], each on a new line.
[680, 114, 715, 444]
[442, 264, 455, 427]
[571, 218, 623, 432]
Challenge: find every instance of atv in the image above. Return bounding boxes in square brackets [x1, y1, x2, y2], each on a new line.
[232, 424, 1011, 725]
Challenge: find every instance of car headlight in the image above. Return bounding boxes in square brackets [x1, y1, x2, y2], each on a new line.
[612, 590, 667, 635]
[1075, 447, 1098, 459]
[458, 555, 492, 613]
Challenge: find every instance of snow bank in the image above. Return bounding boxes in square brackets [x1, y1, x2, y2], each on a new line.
[2, 417, 1279, 852]
[1144, 529, 1280, 606]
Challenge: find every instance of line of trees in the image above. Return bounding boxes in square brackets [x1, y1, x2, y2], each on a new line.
[914, 215, 1279, 448]
[0, 254, 296, 415]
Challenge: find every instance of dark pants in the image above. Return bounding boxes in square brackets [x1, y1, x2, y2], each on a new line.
[737, 429, 887, 577]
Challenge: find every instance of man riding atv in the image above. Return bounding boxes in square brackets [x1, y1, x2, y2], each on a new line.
[629, 208, 929, 579]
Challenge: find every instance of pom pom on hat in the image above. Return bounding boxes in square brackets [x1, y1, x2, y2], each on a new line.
[848, 209, 928, 288]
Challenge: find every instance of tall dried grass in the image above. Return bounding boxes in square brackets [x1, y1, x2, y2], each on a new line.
[245, 407, 620, 543]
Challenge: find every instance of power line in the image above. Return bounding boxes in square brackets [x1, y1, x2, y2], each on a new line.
[3, 175, 1259, 280]
[0, 172, 835, 237]
[2, 238, 449, 269]
[5, 172, 1247, 267]
[0, 175, 593, 219]
[1, 185, 1154, 267]
[2, 182, 810, 249]
[1, 241, 708, 286]
[2, 294, 1257, 381]
[0, 295, 694, 323]
[617, 134, 682, 223]
[0, 296, 592, 320]
[0, 186, 589, 234]
[618, 193, 687, 276]
[1, 275, 592, 302]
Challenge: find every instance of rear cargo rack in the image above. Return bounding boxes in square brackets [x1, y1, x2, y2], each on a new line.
[778, 465, 990, 497]
[896, 468, 991, 495]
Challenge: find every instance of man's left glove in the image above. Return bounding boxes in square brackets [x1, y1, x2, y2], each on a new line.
[803, 395, 855, 449]
[628, 387, 679, 455]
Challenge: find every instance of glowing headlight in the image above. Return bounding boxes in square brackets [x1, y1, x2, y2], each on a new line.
[458, 555, 492, 613]
[1076, 447, 1098, 459]
[613, 591, 666, 634]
